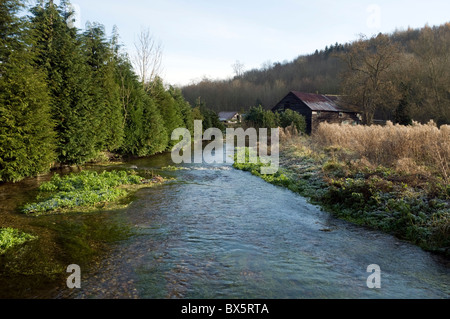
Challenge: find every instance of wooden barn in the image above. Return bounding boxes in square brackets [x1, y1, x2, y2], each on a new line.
[272, 91, 361, 134]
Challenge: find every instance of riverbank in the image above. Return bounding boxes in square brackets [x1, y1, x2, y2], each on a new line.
[234, 134, 449, 257]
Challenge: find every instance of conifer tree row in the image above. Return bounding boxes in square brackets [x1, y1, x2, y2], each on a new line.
[0, 0, 194, 182]
[0, 0, 56, 182]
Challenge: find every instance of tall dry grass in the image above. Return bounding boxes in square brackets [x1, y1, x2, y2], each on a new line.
[313, 121, 450, 182]
[278, 124, 300, 141]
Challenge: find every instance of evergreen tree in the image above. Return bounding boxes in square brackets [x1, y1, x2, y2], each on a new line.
[0, 0, 56, 182]
[395, 98, 412, 126]
[30, 0, 98, 165]
[141, 94, 169, 155]
[0, 0, 21, 61]
[115, 53, 168, 156]
[244, 106, 266, 129]
[200, 107, 225, 131]
[168, 86, 194, 134]
[82, 22, 124, 151]
[395, 95, 413, 126]
[193, 97, 224, 131]
[150, 77, 184, 148]
[115, 56, 145, 155]
[191, 106, 204, 122]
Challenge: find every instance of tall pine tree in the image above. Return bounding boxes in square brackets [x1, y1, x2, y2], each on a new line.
[114, 50, 168, 156]
[30, 0, 98, 165]
[150, 77, 184, 148]
[169, 86, 194, 134]
[82, 22, 124, 152]
[0, 0, 56, 182]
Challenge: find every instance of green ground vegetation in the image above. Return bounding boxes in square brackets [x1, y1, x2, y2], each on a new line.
[233, 148, 294, 190]
[22, 170, 164, 216]
[0, 227, 37, 255]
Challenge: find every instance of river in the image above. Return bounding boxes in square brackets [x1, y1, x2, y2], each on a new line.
[1, 146, 449, 299]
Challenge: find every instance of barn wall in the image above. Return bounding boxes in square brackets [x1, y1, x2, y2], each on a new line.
[272, 93, 313, 134]
[272, 92, 361, 135]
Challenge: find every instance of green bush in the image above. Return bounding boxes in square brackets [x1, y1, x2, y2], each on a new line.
[244, 106, 306, 134]
[278, 109, 306, 133]
[244, 105, 277, 129]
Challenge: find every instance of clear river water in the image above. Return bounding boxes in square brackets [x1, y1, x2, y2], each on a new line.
[1, 146, 449, 299]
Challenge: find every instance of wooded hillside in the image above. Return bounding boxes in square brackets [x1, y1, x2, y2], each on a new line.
[182, 23, 450, 126]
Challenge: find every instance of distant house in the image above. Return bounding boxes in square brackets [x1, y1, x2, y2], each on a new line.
[272, 91, 361, 134]
[218, 111, 241, 124]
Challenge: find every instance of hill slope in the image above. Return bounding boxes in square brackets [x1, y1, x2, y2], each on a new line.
[182, 23, 449, 125]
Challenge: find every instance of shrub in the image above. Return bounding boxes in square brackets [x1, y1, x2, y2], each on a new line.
[244, 105, 277, 129]
[278, 109, 307, 134]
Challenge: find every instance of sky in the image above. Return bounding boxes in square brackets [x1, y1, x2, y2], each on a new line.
[51, 0, 450, 86]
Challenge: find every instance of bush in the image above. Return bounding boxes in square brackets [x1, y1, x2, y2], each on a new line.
[244, 106, 307, 134]
[278, 109, 306, 134]
[244, 105, 277, 129]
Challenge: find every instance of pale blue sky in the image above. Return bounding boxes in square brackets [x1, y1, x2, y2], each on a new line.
[48, 0, 450, 86]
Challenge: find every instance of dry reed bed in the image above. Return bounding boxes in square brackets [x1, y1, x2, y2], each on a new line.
[313, 121, 450, 183]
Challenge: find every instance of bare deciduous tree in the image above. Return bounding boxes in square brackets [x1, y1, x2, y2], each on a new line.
[133, 27, 163, 90]
[232, 60, 245, 77]
[410, 25, 450, 124]
[341, 34, 401, 125]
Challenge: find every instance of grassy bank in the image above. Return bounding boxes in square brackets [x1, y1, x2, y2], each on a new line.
[233, 123, 450, 256]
